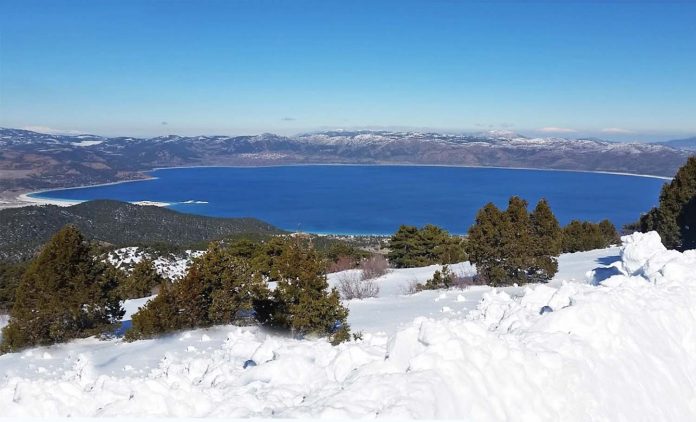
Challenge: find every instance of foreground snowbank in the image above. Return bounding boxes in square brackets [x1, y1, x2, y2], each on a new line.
[1, 232, 695, 419]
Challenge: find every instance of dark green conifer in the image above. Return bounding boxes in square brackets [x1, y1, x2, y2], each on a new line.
[468, 202, 509, 286]
[598, 219, 620, 246]
[502, 196, 533, 284]
[124, 281, 179, 341]
[388, 225, 423, 268]
[272, 239, 350, 344]
[1, 225, 124, 352]
[637, 156, 696, 250]
[120, 258, 163, 299]
[529, 199, 562, 282]
[421, 265, 455, 290]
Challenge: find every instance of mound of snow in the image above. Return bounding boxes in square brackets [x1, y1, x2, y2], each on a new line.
[1, 232, 696, 419]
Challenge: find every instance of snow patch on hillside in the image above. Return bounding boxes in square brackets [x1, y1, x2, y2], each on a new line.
[1, 233, 696, 419]
[107, 247, 204, 280]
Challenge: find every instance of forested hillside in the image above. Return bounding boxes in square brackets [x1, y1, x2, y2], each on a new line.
[0, 200, 283, 260]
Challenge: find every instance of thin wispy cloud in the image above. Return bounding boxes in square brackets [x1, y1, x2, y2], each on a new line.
[538, 127, 577, 134]
[601, 127, 633, 134]
[281, 117, 297, 121]
[22, 126, 84, 135]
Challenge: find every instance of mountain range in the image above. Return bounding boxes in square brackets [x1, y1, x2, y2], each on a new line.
[656, 136, 696, 151]
[1, 128, 693, 195]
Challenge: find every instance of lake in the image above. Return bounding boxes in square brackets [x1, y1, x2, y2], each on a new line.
[31, 165, 666, 235]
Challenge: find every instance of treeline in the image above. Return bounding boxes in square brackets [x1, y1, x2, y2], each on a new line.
[1, 227, 351, 353]
[631, 156, 696, 251]
[467, 198, 619, 286]
[385, 199, 619, 286]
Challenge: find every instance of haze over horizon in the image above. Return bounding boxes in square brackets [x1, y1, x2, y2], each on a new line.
[1, 0, 695, 142]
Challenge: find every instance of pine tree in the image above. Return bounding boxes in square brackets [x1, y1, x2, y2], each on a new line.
[529, 199, 562, 282]
[125, 281, 179, 341]
[1, 225, 124, 352]
[387, 225, 422, 268]
[0, 260, 27, 312]
[388, 224, 466, 268]
[562, 220, 614, 253]
[598, 219, 620, 246]
[638, 156, 696, 250]
[417, 224, 449, 264]
[272, 238, 350, 344]
[502, 196, 533, 284]
[421, 265, 455, 290]
[208, 258, 266, 325]
[468, 202, 508, 285]
[120, 258, 163, 299]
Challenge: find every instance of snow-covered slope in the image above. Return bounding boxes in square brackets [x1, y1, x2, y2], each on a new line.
[1, 233, 695, 419]
[107, 247, 204, 281]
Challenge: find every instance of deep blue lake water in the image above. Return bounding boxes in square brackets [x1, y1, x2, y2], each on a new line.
[32, 166, 666, 235]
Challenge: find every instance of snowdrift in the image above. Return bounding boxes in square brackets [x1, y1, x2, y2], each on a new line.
[1, 232, 696, 419]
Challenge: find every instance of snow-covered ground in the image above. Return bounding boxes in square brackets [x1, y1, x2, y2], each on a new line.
[2, 234, 696, 419]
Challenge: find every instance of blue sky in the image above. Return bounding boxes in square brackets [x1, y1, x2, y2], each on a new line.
[0, 0, 695, 140]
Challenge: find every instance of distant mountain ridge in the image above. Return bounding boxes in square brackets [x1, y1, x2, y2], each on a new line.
[656, 136, 696, 151]
[0, 128, 692, 194]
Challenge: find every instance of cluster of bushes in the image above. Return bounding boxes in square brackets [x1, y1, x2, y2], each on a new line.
[632, 156, 696, 251]
[561, 219, 619, 253]
[387, 224, 467, 268]
[0, 227, 352, 353]
[126, 236, 351, 344]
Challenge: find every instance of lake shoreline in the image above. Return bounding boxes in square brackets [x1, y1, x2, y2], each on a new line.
[2, 163, 670, 214]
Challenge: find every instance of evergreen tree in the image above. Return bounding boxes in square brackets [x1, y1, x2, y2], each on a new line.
[562, 220, 614, 253]
[421, 265, 455, 290]
[598, 219, 620, 246]
[680, 196, 696, 250]
[251, 236, 288, 279]
[120, 258, 163, 299]
[388, 224, 466, 268]
[387, 225, 423, 268]
[124, 281, 179, 341]
[0, 260, 27, 312]
[529, 199, 562, 282]
[637, 156, 696, 250]
[1, 225, 124, 352]
[271, 239, 350, 344]
[468, 202, 509, 286]
[418, 224, 449, 264]
[501, 196, 533, 284]
[468, 198, 564, 286]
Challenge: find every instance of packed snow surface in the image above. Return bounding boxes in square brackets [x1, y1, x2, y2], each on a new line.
[2, 232, 696, 419]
